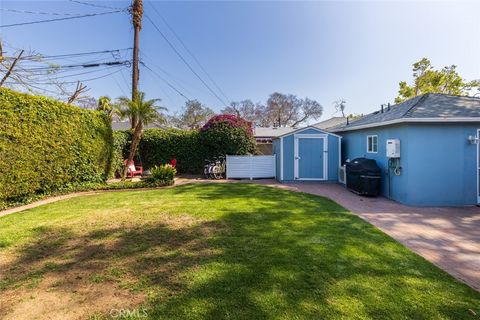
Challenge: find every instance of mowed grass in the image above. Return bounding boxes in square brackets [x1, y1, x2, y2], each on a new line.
[0, 183, 479, 319]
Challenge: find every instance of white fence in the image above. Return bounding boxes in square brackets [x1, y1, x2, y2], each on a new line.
[226, 155, 276, 179]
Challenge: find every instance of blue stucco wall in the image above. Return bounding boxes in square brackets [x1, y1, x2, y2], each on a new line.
[340, 123, 479, 206]
[275, 128, 340, 182]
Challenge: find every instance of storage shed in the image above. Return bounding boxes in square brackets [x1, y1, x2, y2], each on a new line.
[272, 127, 341, 182]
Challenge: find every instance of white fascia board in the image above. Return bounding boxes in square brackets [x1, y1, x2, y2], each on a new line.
[331, 117, 480, 133]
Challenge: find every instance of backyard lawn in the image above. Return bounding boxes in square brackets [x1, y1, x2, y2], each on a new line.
[0, 183, 479, 319]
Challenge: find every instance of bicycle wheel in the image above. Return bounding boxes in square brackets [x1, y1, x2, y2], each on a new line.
[212, 166, 222, 179]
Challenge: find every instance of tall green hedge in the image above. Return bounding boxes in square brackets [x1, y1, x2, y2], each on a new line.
[134, 125, 257, 174]
[140, 129, 204, 173]
[0, 88, 113, 203]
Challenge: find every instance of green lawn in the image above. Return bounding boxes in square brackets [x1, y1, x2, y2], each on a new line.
[0, 183, 479, 319]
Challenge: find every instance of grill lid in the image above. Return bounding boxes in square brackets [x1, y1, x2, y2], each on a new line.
[346, 157, 381, 175]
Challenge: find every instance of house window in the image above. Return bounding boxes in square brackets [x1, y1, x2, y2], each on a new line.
[367, 135, 378, 153]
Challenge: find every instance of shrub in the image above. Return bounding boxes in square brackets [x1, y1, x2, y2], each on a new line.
[199, 116, 257, 157]
[201, 114, 253, 135]
[139, 129, 203, 173]
[115, 115, 257, 174]
[0, 88, 113, 204]
[111, 130, 132, 178]
[147, 164, 176, 186]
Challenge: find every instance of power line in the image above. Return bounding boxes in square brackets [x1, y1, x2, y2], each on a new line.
[147, 1, 231, 104]
[141, 62, 191, 101]
[140, 50, 197, 97]
[19, 48, 132, 60]
[0, 10, 124, 28]
[145, 14, 228, 107]
[68, 0, 125, 11]
[19, 60, 130, 72]
[0, 7, 84, 16]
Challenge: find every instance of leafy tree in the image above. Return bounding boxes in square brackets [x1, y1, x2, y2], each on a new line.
[395, 58, 480, 103]
[116, 92, 167, 180]
[200, 114, 257, 156]
[265, 92, 323, 127]
[171, 100, 215, 130]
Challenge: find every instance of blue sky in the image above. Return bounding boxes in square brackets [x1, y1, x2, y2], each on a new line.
[1, 1, 479, 119]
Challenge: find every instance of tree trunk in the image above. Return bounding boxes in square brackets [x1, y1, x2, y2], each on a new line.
[122, 122, 143, 180]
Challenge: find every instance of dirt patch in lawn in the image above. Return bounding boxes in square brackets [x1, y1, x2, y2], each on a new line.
[0, 214, 224, 320]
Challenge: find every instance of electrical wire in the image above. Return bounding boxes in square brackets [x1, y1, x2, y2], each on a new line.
[0, 10, 124, 28]
[147, 1, 231, 104]
[18, 60, 130, 72]
[140, 51, 197, 97]
[0, 7, 84, 16]
[6, 66, 128, 86]
[68, 0, 125, 11]
[141, 62, 191, 101]
[145, 14, 228, 107]
[19, 48, 132, 60]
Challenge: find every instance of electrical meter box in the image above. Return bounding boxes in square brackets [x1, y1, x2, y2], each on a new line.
[386, 139, 400, 158]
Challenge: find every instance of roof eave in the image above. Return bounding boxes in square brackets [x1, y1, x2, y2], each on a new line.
[331, 117, 480, 132]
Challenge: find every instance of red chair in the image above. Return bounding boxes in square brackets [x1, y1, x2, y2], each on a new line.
[170, 158, 177, 168]
[124, 160, 143, 178]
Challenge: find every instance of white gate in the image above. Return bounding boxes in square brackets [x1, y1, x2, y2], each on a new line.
[226, 155, 276, 179]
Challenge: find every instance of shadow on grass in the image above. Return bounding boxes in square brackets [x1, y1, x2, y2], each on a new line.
[1, 183, 479, 319]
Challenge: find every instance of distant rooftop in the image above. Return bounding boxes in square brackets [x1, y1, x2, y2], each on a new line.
[331, 93, 480, 132]
[254, 126, 296, 138]
[313, 117, 347, 130]
[111, 121, 165, 131]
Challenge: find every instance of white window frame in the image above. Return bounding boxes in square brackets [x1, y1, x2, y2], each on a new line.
[367, 135, 378, 153]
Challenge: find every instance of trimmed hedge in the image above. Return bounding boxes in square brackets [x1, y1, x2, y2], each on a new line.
[132, 124, 257, 174]
[140, 129, 204, 173]
[0, 88, 113, 205]
[111, 130, 132, 177]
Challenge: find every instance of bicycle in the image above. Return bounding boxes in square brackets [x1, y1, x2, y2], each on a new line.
[211, 156, 226, 179]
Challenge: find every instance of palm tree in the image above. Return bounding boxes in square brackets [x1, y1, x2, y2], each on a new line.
[97, 96, 114, 120]
[116, 92, 167, 180]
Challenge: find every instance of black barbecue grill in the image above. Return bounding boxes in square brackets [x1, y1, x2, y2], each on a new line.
[345, 158, 381, 196]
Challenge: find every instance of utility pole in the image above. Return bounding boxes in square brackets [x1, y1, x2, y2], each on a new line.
[130, 0, 143, 129]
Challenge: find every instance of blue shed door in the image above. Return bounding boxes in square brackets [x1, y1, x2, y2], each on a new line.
[295, 137, 325, 180]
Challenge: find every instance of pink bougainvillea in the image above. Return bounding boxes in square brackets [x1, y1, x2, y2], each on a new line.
[201, 114, 253, 136]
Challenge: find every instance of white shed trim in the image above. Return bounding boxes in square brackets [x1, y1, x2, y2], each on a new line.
[280, 137, 284, 180]
[276, 126, 342, 139]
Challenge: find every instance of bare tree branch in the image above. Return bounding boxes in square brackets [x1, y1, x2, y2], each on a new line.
[0, 49, 24, 87]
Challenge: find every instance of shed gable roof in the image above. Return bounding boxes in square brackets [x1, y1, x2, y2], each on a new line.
[275, 125, 342, 139]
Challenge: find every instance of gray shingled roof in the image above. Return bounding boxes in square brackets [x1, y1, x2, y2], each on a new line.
[331, 93, 480, 132]
[313, 117, 347, 130]
[254, 127, 296, 138]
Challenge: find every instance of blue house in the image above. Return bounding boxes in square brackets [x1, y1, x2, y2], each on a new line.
[330, 93, 480, 207]
[272, 127, 341, 182]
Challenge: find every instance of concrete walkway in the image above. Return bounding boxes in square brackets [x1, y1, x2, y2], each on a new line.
[282, 182, 480, 291]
